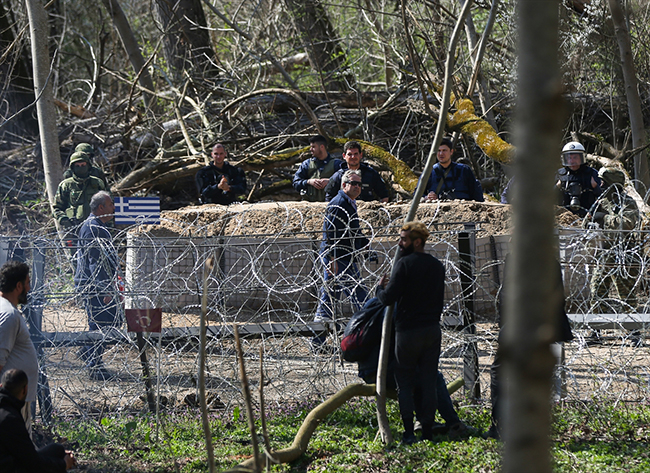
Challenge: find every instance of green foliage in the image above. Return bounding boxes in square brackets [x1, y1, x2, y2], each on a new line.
[49, 397, 650, 472]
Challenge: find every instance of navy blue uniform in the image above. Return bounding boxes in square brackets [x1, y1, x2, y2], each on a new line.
[196, 162, 247, 205]
[315, 190, 370, 320]
[422, 162, 484, 201]
[292, 154, 340, 201]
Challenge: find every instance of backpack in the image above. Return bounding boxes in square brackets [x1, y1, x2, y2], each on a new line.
[340, 298, 386, 362]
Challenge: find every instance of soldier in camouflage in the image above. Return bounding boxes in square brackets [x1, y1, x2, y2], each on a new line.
[585, 167, 641, 314]
[53, 152, 106, 231]
[62, 144, 108, 186]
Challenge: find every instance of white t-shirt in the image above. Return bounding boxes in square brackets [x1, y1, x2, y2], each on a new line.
[0, 297, 39, 402]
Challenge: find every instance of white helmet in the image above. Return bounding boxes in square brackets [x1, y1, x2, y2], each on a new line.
[561, 141, 585, 167]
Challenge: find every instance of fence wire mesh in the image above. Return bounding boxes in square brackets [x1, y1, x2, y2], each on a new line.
[2, 206, 650, 424]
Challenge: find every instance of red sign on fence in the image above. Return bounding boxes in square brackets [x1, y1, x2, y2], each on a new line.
[125, 308, 162, 333]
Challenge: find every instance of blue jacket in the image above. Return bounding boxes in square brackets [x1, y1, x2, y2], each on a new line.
[325, 162, 389, 202]
[422, 162, 484, 201]
[320, 190, 370, 260]
[74, 215, 118, 296]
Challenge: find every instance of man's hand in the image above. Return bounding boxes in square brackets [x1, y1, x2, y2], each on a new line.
[424, 191, 438, 202]
[308, 178, 329, 190]
[379, 274, 389, 288]
[217, 176, 231, 192]
[102, 295, 112, 305]
[64, 451, 77, 470]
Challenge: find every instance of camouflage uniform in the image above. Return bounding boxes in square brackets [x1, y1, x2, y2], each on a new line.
[62, 146, 108, 187]
[586, 168, 641, 313]
[53, 152, 106, 230]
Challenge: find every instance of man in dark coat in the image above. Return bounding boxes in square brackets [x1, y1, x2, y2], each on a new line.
[75, 191, 120, 380]
[324, 141, 389, 202]
[0, 369, 76, 472]
[377, 221, 445, 443]
[196, 144, 247, 205]
[315, 170, 370, 325]
[421, 138, 484, 202]
[485, 256, 573, 439]
[293, 134, 340, 202]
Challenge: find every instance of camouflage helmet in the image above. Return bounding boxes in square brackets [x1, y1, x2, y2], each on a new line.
[599, 167, 626, 187]
[69, 151, 91, 166]
[75, 143, 94, 156]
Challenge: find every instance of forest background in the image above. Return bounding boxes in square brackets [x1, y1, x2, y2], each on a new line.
[1, 0, 649, 231]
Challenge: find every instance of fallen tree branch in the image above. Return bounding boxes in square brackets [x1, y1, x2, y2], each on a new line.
[221, 88, 327, 138]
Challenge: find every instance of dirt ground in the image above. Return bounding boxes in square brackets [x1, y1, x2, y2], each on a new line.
[135, 200, 582, 239]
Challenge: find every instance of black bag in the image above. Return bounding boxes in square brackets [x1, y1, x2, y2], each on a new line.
[340, 298, 385, 362]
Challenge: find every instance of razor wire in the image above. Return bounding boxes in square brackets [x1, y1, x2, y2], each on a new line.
[2, 204, 650, 423]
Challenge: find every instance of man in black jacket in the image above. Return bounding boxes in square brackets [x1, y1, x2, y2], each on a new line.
[324, 141, 389, 202]
[196, 144, 247, 205]
[0, 369, 76, 472]
[377, 221, 445, 443]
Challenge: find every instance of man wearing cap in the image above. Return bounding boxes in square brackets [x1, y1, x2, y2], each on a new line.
[324, 141, 389, 202]
[293, 135, 340, 202]
[556, 141, 602, 216]
[53, 151, 106, 231]
[62, 144, 108, 186]
[585, 167, 640, 314]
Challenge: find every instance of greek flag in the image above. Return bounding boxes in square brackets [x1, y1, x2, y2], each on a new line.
[114, 197, 160, 225]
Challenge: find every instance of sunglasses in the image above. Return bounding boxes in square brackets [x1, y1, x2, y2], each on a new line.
[345, 181, 362, 187]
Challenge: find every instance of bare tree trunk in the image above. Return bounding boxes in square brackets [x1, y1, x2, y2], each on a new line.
[25, 0, 63, 209]
[0, 0, 38, 142]
[153, 0, 218, 84]
[284, 0, 355, 91]
[502, 1, 564, 472]
[607, 0, 649, 194]
[100, 0, 157, 111]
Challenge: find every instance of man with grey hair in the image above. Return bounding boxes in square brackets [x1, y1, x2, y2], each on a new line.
[74, 191, 120, 380]
[314, 170, 370, 349]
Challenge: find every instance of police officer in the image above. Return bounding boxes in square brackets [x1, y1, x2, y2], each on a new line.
[53, 152, 106, 231]
[556, 141, 602, 217]
[195, 144, 247, 205]
[292, 135, 339, 202]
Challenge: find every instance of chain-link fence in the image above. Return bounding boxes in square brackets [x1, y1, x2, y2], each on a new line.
[2, 212, 650, 425]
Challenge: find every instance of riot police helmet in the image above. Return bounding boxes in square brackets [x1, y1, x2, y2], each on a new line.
[561, 141, 585, 168]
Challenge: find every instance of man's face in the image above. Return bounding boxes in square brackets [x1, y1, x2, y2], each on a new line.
[310, 142, 327, 161]
[343, 147, 362, 170]
[398, 231, 415, 256]
[17, 276, 30, 305]
[437, 144, 453, 167]
[343, 174, 363, 200]
[98, 197, 115, 222]
[212, 146, 227, 167]
[565, 153, 582, 171]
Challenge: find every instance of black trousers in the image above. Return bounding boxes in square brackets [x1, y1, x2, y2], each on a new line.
[394, 324, 441, 436]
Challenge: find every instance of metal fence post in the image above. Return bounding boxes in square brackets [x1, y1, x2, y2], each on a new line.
[459, 223, 480, 400]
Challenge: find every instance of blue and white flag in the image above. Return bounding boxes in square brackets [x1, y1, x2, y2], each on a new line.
[114, 197, 160, 225]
